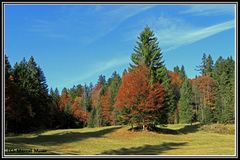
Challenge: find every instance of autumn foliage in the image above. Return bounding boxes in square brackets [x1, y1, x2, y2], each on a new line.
[168, 71, 182, 88]
[191, 75, 217, 109]
[101, 89, 111, 124]
[115, 65, 165, 130]
[138, 82, 165, 126]
[71, 97, 89, 123]
[59, 91, 72, 111]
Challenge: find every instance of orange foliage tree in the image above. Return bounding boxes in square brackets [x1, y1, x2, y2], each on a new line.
[115, 65, 165, 130]
[137, 82, 165, 129]
[168, 71, 182, 89]
[71, 97, 88, 125]
[58, 89, 72, 112]
[101, 88, 111, 125]
[191, 75, 217, 109]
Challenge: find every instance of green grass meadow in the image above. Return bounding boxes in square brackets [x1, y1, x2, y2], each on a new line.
[5, 123, 235, 155]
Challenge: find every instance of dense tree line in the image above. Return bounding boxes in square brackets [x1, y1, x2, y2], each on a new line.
[5, 26, 235, 133]
[5, 56, 62, 133]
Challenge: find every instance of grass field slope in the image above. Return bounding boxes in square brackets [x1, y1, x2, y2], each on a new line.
[5, 123, 235, 155]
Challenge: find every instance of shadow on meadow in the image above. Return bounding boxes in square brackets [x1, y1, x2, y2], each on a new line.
[150, 123, 202, 135]
[6, 126, 122, 146]
[100, 142, 188, 155]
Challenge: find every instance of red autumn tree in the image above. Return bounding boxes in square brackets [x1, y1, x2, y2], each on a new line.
[168, 71, 182, 88]
[71, 96, 88, 124]
[137, 82, 165, 130]
[101, 88, 111, 125]
[58, 90, 72, 112]
[115, 65, 165, 130]
[191, 75, 217, 109]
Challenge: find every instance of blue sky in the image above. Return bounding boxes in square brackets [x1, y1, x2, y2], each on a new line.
[5, 4, 236, 91]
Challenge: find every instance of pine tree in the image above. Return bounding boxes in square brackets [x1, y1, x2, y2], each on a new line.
[205, 54, 214, 76]
[197, 53, 213, 76]
[173, 65, 180, 73]
[27, 56, 48, 95]
[69, 84, 83, 100]
[83, 84, 92, 112]
[130, 26, 164, 84]
[5, 55, 19, 132]
[50, 87, 60, 109]
[179, 78, 193, 124]
[6, 56, 52, 132]
[87, 107, 96, 128]
[156, 67, 176, 124]
[212, 56, 235, 123]
[5, 55, 12, 79]
[108, 71, 121, 125]
[179, 65, 186, 81]
[196, 53, 207, 76]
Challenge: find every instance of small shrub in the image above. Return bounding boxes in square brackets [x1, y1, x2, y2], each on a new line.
[200, 124, 235, 134]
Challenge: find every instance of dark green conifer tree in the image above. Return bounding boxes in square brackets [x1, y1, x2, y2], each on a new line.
[179, 78, 193, 124]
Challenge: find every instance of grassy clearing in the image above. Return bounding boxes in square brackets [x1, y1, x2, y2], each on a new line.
[5, 123, 235, 155]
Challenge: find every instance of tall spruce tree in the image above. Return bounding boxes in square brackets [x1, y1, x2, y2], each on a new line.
[173, 65, 180, 73]
[196, 53, 207, 76]
[83, 84, 93, 112]
[212, 56, 235, 123]
[130, 26, 176, 124]
[130, 26, 164, 84]
[108, 71, 121, 124]
[179, 65, 186, 81]
[156, 67, 176, 124]
[11, 56, 50, 131]
[205, 54, 214, 76]
[179, 78, 193, 124]
[197, 53, 213, 76]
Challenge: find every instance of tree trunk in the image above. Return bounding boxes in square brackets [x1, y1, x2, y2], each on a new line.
[142, 120, 145, 131]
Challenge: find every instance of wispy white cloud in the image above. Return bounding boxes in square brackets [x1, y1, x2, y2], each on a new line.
[173, 20, 234, 48]
[156, 19, 234, 52]
[180, 4, 234, 16]
[124, 15, 234, 52]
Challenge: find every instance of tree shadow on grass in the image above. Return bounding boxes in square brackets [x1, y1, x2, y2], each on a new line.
[6, 126, 122, 146]
[100, 142, 188, 155]
[150, 123, 202, 135]
[177, 123, 202, 134]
